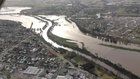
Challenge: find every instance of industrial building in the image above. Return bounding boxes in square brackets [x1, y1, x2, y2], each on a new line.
[23, 66, 40, 75]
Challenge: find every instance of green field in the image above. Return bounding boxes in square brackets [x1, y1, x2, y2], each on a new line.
[130, 39, 140, 44]
[94, 68, 115, 79]
[49, 32, 78, 48]
[73, 57, 87, 65]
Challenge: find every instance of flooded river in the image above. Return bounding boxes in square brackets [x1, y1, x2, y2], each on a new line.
[39, 15, 140, 76]
[0, 7, 140, 77]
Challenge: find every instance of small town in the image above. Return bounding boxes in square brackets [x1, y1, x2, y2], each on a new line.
[0, 20, 95, 79]
[1, 0, 140, 79]
[73, 15, 140, 44]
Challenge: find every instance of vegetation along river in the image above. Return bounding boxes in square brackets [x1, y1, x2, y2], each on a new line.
[0, 7, 140, 77]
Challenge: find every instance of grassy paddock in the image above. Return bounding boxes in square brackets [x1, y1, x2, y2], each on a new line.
[94, 67, 115, 79]
[49, 32, 78, 48]
[73, 57, 87, 65]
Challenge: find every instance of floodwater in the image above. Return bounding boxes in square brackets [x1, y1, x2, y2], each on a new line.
[0, 7, 140, 76]
[0, 7, 31, 14]
[40, 15, 140, 76]
[0, 13, 70, 51]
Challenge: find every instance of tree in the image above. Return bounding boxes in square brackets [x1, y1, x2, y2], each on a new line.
[4, 71, 11, 79]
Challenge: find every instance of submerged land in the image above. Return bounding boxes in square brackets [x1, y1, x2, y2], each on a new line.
[0, 0, 140, 79]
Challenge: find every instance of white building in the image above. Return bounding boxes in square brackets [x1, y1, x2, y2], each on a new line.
[56, 75, 65, 79]
[23, 66, 40, 75]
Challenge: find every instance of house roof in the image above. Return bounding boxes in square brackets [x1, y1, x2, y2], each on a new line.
[56, 75, 65, 79]
[46, 50, 57, 56]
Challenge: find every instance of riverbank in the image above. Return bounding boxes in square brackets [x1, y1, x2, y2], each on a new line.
[44, 20, 120, 79]
[0, 13, 139, 78]
[100, 43, 140, 53]
[0, 7, 31, 14]
[0, 7, 140, 78]
[49, 31, 78, 48]
[28, 14, 120, 79]
[42, 16, 139, 79]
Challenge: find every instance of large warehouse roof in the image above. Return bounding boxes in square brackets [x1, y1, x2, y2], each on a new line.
[23, 66, 40, 75]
